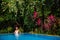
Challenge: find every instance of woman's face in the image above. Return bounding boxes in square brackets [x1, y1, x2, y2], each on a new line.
[16, 27, 18, 30]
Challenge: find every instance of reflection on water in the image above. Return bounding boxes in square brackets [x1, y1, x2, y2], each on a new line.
[14, 33, 19, 40]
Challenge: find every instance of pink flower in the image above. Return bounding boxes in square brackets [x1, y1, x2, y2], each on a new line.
[36, 18, 41, 26]
[48, 14, 55, 22]
[44, 23, 50, 30]
[33, 11, 38, 19]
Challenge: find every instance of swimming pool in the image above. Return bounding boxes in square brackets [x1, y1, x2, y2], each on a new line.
[0, 33, 60, 40]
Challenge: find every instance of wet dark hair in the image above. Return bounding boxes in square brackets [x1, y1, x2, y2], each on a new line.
[13, 24, 19, 31]
[14, 25, 19, 28]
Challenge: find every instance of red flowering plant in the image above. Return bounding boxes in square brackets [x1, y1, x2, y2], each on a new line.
[43, 19, 51, 30]
[33, 11, 38, 19]
[33, 6, 42, 25]
[33, 7, 38, 20]
[45, 14, 56, 31]
[36, 18, 41, 26]
[47, 14, 56, 23]
[32, 6, 42, 31]
[47, 14, 56, 26]
[42, 14, 56, 31]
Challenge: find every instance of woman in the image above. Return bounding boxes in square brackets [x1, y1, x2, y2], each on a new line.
[14, 26, 19, 37]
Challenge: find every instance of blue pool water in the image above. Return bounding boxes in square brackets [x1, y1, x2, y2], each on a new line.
[0, 33, 60, 40]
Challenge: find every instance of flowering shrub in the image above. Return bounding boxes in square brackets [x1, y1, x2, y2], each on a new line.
[43, 21, 51, 30]
[43, 14, 56, 30]
[33, 11, 38, 19]
[36, 18, 41, 26]
[48, 14, 56, 23]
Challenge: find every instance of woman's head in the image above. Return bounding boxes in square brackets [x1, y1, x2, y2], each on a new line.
[15, 25, 19, 30]
[15, 26, 18, 30]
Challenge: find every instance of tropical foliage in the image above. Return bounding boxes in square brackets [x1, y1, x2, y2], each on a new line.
[0, 0, 60, 35]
